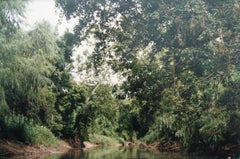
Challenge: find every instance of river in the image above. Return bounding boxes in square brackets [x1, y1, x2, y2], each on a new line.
[35, 147, 218, 159]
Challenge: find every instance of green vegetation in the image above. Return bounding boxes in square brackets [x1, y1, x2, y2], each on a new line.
[0, 0, 240, 158]
[88, 134, 120, 146]
[55, 0, 240, 157]
[0, 115, 58, 146]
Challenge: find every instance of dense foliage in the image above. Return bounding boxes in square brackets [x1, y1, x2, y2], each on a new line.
[0, 0, 240, 158]
[56, 0, 240, 156]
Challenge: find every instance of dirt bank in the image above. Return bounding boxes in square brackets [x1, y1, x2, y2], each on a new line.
[0, 140, 72, 158]
[139, 141, 182, 152]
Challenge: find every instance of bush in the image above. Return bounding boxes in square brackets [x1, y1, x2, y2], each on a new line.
[0, 115, 58, 146]
[88, 134, 119, 145]
[24, 125, 58, 146]
[1, 115, 27, 141]
[141, 130, 158, 144]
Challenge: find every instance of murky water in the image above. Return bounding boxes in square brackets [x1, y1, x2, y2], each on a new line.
[39, 147, 217, 159]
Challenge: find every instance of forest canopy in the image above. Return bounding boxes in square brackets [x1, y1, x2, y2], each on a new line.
[0, 0, 240, 157]
[56, 0, 240, 155]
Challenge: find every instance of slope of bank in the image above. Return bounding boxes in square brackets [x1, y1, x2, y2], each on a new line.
[0, 140, 72, 157]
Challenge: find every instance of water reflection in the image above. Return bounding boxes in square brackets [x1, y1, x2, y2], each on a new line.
[52, 147, 212, 159]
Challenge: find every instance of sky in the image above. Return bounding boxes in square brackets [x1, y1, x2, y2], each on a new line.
[24, 0, 75, 35]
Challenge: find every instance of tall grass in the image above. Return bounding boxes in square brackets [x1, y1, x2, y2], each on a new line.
[0, 115, 58, 146]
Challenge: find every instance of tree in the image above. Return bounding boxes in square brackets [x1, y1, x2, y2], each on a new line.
[0, 8, 63, 127]
[88, 84, 119, 137]
[56, 0, 240, 155]
[0, 0, 69, 145]
[0, 0, 28, 35]
[55, 83, 89, 139]
[0, 0, 28, 116]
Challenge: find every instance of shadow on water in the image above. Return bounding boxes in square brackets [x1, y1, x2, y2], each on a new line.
[42, 147, 218, 159]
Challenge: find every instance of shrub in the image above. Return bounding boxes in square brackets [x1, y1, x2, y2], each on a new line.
[0, 115, 58, 146]
[24, 125, 58, 146]
[88, 134, 119, 145]
[1, 115, 27, 141]
[141, 130, 158, 144]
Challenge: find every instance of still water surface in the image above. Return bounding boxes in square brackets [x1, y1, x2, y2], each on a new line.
[39, 147, 216, 159]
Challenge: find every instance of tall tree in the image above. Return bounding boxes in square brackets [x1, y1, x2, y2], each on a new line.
[0, 0, 28, 114]
[56, 0, 240, 155]
[0, 1, 63, 126]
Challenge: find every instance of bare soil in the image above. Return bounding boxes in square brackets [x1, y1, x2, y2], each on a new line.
[0, 139, 72, 158]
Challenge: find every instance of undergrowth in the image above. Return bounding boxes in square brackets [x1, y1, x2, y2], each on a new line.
[0, 115, 58, 146]
[88, 134, 121, 146]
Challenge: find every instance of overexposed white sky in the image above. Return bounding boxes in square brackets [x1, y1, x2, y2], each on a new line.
[24, 0, 75, 36]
